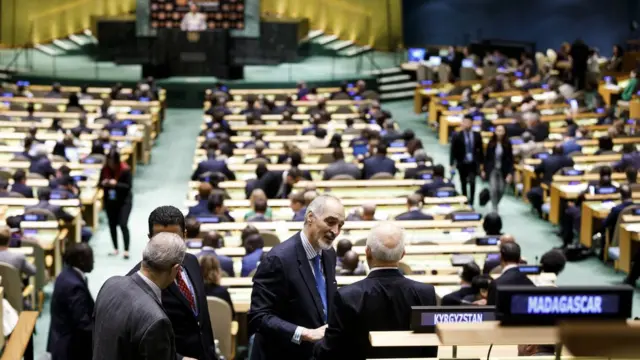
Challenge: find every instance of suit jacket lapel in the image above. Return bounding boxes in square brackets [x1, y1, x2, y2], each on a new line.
[131, 273, 163, 308]
[295, 234, 325, 322]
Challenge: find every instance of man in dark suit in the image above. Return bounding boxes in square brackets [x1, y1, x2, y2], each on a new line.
[417, 164, 454, 197]
[313, 222, 438, 359]
[198, 231, 234, 276]
[10, 170, 33, 198]
[26, 187, 75, 222]
[127, 206, 217, 360]
[47, 243, 94, 360]
[524, 112, 550, 143]
[290, 192, 307, 221]
[450, 115, 484, 205]
[527, 144, 574, 215]
[441, 261, 480, 306]
[381, 120, 401, 145]
[29, 145, 56, 179]
[599, 185, 635, 257]
[322, 148, 361, 180]
[248, 195, 345, 360]
[256, 167, 303, 199]
[241, 233, 264, 277]
[94, 233, 189, 360]
[404, 150, 432, 179]
[395, 194, 434, 221]
[191, 150, 236, 181]
[362, 144, 397, 179]
[487, 242, 534, 305]
[483, 234, 515, 274]
[613, 143, 640, 172]
[187, 182, 213, 218]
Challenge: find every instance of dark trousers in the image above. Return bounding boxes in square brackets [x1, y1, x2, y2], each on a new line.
[105, 201, 132, 251]
[560, 205, 581, 247]
[527, 186, 544, 215]
[457, 163, 477, 205]
[626, 248, 640, 284]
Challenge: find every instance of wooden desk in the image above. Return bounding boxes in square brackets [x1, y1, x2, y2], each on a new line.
[0, 311, 38, 360]
[580, 201, 618, 247]
[618, 223, 640, 273]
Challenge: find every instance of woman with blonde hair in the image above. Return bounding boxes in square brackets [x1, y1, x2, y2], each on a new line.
[199, 254, 235, 317]
[244, 188, 273, 220]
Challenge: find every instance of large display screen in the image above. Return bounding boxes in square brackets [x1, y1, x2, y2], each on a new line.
[149, 0, 245, 30]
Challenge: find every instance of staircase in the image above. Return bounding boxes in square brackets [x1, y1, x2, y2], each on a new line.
[34, 30, 97, 57]
[365, 67, 417, 101]
[307, 29, 372, 58]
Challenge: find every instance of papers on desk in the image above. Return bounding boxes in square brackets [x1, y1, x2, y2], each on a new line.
[598, 201, 618, 210]
[625, 223, 640, 232]
[560, 183, 588, 193]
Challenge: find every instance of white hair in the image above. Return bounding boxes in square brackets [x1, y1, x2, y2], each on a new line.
[142, 232, 186, 272]
[366, 222, 405, 263]
[304, 194, 341, 222]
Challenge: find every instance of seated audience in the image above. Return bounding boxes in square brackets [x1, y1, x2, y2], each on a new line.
[246, 198, 271, 222]
[0, 178, 10, 197]
[313, 223, 437, 359]
[188, 182, 213, 217]
[197, 231, 234, 276]
[255, 166, 303, 199]
[482, 212, 503, 235]
[337, 250, 366, 276]
[441, 262, 481, 305]
[487, 242, 533, 305]
[347, 203, 376, 221]
[395, 194, 434, 221]
[289, 191, 307, 221]
[205, 193, 234, 222]
[246, 141, 270, 164]
[191, 149, 236, 181]
[620, 69, 639, 102]
[0, 226, 36, 277]
[29, 144, 56, 179]
[245, 189, 273, 220]
[417, 164, 453, 197]
[241, 233, 264, 277]
[613, 144, 640, 172]
[524, 112, 549, 142]
[362, 144, 396, 179]
[26, 188, 75, 222]
[323, 148, 361, 180]
[240, 224, 259, 248]
[539, 249, 567, 275]
[10, 170, 33, 198]
[199, 254, 235, 317]
[461, 274, 492, 305]
[527, 145, 574, 215]
[185, 218, 201, 245]
[404, 150, 432, 179]
[335, 239, 353, 269]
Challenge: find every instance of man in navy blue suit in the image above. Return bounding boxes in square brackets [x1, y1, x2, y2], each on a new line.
[187, 182, 213, 217]
[417, 164, 453, 197]
[10, 170, 33, 198]
[241, 233, 265, 277]
[313, 222, 438, 359]
[47, 243, 94, 360]
[248, 195, 345, 360]
[198, 231, 234, 276]
[362, 144, 397, 179]
[29, 145, 56, 179]
[395, 194, 434, 221]
[600, 185, 635, 257]
[191, 150, 236, 181]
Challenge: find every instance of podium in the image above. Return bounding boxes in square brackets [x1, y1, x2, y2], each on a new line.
[148, 29, 243, 79]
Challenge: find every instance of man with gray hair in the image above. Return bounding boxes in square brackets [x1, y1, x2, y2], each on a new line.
[94, 232, 195, 360]
[249, 194, 345, 360]
[313, 222, 437, 360]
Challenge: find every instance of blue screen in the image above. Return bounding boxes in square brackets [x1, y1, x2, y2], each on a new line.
[563, 169, 584, 176]
[435, 190, 455, 197]
[408, 48, 426, 62]
[511, 294, 620, 315]
[420, 173, 433, 180]
[535, 153, 549, 159]
[518, 265, 541, 274]
[130, 110, 142, 115]
[23, 214, 44, 221]
[510, 138, 524, 145]
[2, 93, 13, 97]
[452, 213, 481, 221]
[595, 186, 617, 195]
[477, 236, 499, 245]
[196, 216, 220, 223]
[23, 229, 37, 235]
[110, 129, 125, 136]
[422, 311, 495, 326]
[353, 144, 368, 156]
[139, 97, 150, 102]
[486, 253, 500, 261]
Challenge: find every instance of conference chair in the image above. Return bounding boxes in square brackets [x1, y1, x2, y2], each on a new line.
[20, 241, 47, 310]
[10, 154, 30, 162]
[606, 205, 640, 268]
[0, 262, 34, 312]
[8, 192, 25, 198]
[207, 297, 238, 360]
[361, 90, 380, 101]
[398, 261, 412, 275]
[259, 231, 280, 247]
[330, 174, 356, 180]
[370, 172, 394, 180]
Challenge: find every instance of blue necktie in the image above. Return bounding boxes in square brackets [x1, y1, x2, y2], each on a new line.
[312, 255, 327, 322]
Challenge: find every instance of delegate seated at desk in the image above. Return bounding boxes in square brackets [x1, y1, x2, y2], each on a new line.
[487, 242, 534, 305]
[0, 226, 36, 277]
[526, 144, 574, 216]
[180, 3, 206, 32]
[416, 165, 453, 197]
[441, 261, 480, 306]
[26, 187, 75, 222]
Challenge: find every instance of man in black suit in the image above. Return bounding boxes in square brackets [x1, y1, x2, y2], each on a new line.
[487, 242, 534, 305]
[47, 243, 94, 360]
[417, 164, 454, 197]
[526, 145, 574, 215]
[395, 194, 434, 221]
[26, 188, 75, 222]
[404, 150, 432, 179]
[256, 167, 303, 199]
[450, 115, 484, 205]
[441, 261, 481, 306]
[322, 148, 361, 180]
[29, 145, 56, 179]
[127, 205, 218, 360]
[362, 144, 397, 179]
[483, 234, 515, 274]
[313, 222, 438, 359]
[524, 112, 550, 142]
[10, 170, 33, 198]
[248, 195, 345, 360]
[191, 150, 236, 181]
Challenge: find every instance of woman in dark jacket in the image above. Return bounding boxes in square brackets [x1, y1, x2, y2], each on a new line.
[98, 150, 133, 259]
[483, 125, 514, 212]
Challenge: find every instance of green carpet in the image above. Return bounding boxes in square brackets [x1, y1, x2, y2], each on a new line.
[31, 102, 640, 357]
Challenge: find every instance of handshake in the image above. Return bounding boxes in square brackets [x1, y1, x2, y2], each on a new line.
[301, 325, 328, 342]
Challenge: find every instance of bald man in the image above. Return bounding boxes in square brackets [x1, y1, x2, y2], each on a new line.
[483, 234, 515, 274]
[313, 223, 437, 360]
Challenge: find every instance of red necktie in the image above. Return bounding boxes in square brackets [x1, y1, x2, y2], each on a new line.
[176, 268, 196, 312]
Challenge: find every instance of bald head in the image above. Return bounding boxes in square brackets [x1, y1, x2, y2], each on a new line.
[342, 250, 360, 272]
[362, 203, 376, 221]
[365, 222, 405, 268]
[500, 234, 516, 244]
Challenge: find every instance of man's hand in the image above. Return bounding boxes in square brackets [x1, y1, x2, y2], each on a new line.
[301, 325, 327, 343]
